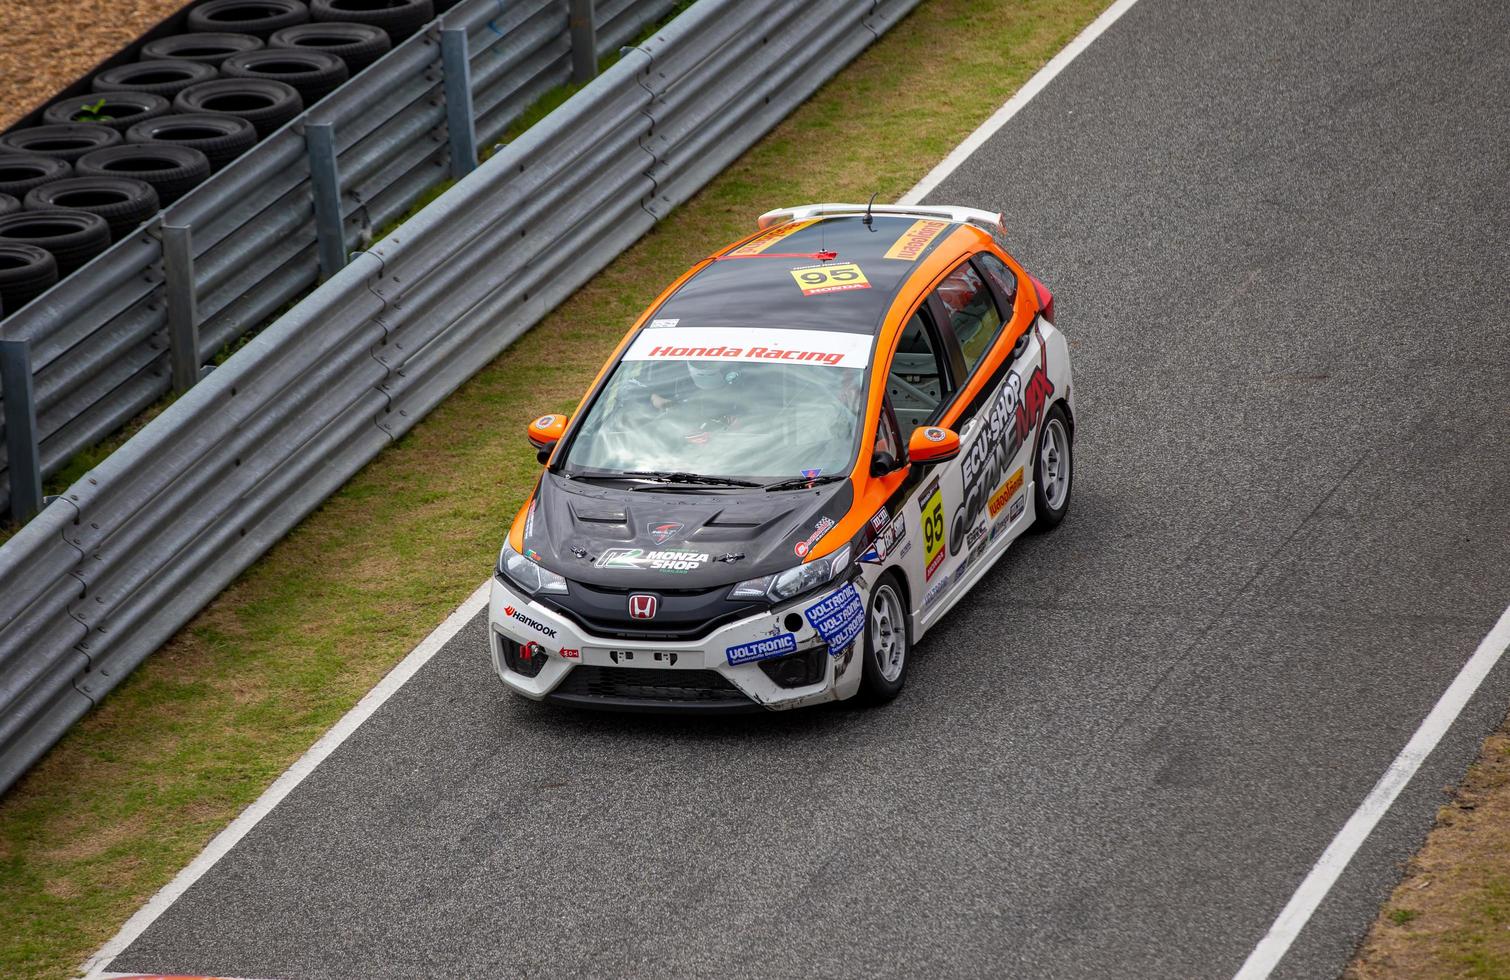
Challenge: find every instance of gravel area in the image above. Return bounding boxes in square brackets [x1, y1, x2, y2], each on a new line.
[0, 0, 192, 132]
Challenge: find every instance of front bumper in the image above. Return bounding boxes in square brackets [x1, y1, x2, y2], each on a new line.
[487, 576, 868, 711]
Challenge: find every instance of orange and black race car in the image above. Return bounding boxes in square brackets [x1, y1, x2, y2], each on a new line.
[489, 203, 1074, 711]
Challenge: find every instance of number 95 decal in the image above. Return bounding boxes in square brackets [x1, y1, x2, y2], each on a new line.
[790, 262, 872, 296]
[919, 476, 947, 580]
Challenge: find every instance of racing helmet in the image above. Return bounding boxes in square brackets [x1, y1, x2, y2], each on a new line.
[687, 361, 724, 390]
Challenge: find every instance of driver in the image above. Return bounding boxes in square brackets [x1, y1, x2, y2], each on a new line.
[630, 360, 744, 434]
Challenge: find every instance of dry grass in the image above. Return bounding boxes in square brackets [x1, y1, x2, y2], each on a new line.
[0, 1, 192, 130]
[1349, 717, 1510, 979]
[0, 2, 1111, 977]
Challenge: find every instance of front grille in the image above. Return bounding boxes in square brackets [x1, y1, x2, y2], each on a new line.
[549, 665, 756, 712]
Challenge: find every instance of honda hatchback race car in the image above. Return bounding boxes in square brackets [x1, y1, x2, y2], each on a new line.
[490, 202, 1075, 711]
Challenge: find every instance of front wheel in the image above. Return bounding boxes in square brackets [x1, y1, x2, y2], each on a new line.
[860, 575, 910, 703]
[1032, 404, 1073, 532]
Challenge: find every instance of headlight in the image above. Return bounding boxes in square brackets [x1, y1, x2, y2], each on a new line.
[498, 541, 568, 594]
[730, 545, 851, 603]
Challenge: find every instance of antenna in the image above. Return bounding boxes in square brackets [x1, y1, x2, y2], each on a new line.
[863, 191, 879, 229]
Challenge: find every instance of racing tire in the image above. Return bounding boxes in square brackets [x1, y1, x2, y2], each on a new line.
[173, 79, 304, 138]
[220, 49, 349, 106]
[75, 145, 211, 207]
[126, 113, 258, 172]
[859, 573, 911, 704]
[310, 0, 435, 43]
[0, 243, 59, 316]
[1030, 403, 1073, 532]
[0, 210, 111, 277]
[0, 126, 121, 164]
[24, 177, 161, 242]
[92, 60, 220, 100]
[42, 93, 171, 133]
[186, 0, 312, 38]
[269, 22, 391, 74]
[140, 32, 266, 66]
[0, 155, 73, 197]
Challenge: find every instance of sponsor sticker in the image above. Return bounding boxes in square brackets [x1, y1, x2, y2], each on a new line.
[649, 317, 680, 329]
[988, 467, 1025, 518]
[533, 414, 557, 428]
[802, 468, 823, 481]
[1008, 496, 1026, 522]
[965, 520, 987, 552]
[804, 583, 866, 655]
[918, 476, 947, 580]
[883, 218, 950, 261]
[857, 511, 907, 565]
[559, 647, 580, 660]
[726, 632, 798, 666]
[624, 326, 873, 370]
[793, 516, 836, 558]
[726, 219, 820, 256]
[789, 262, 871, 296]
[922, 570, 953, 610]
[523, 547, 543, 563]
[647, 521, 683, 545]
[923, 427, 948, 443]
[503, 604, 557, 638]
[598, 547, 711, 573]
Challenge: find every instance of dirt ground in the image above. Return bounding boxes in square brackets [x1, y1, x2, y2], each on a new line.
[0, 0, 191, 132]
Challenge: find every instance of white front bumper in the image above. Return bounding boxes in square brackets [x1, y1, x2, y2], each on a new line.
[486, 576, 868, 710]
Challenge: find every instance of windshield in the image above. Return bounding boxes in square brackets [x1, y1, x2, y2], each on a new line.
[563, 326, 873, 483]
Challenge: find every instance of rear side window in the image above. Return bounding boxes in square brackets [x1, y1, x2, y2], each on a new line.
[974, 251, 1018, 311]
[934, 259, 1003, 375]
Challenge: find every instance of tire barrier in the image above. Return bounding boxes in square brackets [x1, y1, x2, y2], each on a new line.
[310, 0, 435, 43]
[0, 126, 122, 164]
[23, 178, 162, 242]
[125, 113, 259, 172]
[74, 146, 209, 208]
[0, 0, 679, 517]
[0, 0, 922, 794]
[92, 61, 222, 100]
[269, 23, 391, 75]
[185, 0, 313, 39]
[0, 156, 72, 198]
[41, 93, 173, 134]
[139, 32, 266, 67]
[220, 49, 350, 106]
[0, 211, 111, 277]
[0, 245, 58, 313]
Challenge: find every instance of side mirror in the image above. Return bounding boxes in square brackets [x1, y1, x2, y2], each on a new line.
[526, 413, 568, 462]
[908, 425, 960, 466]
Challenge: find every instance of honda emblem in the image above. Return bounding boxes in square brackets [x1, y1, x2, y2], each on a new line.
[629, 594, 658, 619]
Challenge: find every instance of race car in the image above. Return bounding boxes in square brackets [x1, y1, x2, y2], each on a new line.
[489, 202, 1075, 711]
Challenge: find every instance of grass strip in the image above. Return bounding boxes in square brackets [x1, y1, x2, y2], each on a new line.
[0, 1, 1110, 977]
[1348, 715, 1510, 979]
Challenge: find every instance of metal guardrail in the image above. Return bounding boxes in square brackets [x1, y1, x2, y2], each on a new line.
[0, 0, 922, 793]
[0, 0, 675, 520]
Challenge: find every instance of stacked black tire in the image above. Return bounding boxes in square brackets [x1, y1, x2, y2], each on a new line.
[0, 0, 439, 318]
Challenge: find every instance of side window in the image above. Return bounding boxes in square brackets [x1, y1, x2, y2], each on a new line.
[887, 308, 953, 432]
[874, 397, 902, 460]
[974, 251, 1019, 313]
[934, 258, 1004, 375]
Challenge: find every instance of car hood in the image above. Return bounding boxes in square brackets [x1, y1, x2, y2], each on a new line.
[523, 471, 856, 589]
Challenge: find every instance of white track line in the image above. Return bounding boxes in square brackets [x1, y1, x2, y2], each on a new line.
[1234, 604, 1510, 979]
[898, 0, 1144, 206]
[79, 5, 1149, 976]
[78, 582, 492, 980]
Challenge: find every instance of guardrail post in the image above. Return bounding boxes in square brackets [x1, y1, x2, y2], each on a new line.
[0, 337, 44, 523]
[441, 28, 478, 179]
[569, 0, 597, 84]
[306, 122, 347, 281]
[162, 224, 202, 394]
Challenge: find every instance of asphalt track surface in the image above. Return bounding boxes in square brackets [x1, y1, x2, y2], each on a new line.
[109, 0, 1510, 977]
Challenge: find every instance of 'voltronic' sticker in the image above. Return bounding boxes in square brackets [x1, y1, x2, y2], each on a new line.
[804, 583, 865, 655]
[727, 633, 797, 666]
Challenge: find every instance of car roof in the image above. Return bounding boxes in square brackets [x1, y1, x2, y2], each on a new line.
[650, 215, 966, 336]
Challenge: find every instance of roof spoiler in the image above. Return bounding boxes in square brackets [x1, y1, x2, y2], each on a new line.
[756, 203, 1009, 247]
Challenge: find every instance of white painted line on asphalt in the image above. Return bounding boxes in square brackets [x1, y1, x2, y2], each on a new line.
[77, 581, 493, 980]
[1234, 603, 1510, 980]
[898, 0, 1144, 206]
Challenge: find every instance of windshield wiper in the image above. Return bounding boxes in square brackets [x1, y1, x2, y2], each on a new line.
[622, 470, 763, 488]
[763, 474, 845, 492]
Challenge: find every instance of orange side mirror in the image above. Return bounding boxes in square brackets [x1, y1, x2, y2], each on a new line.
[908, 425, 960, 466]
[526, 413, 568, 451]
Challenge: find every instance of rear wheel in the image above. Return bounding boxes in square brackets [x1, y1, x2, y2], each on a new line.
[1031, 403, 1073, 531]
[860, 575, 910, 703]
